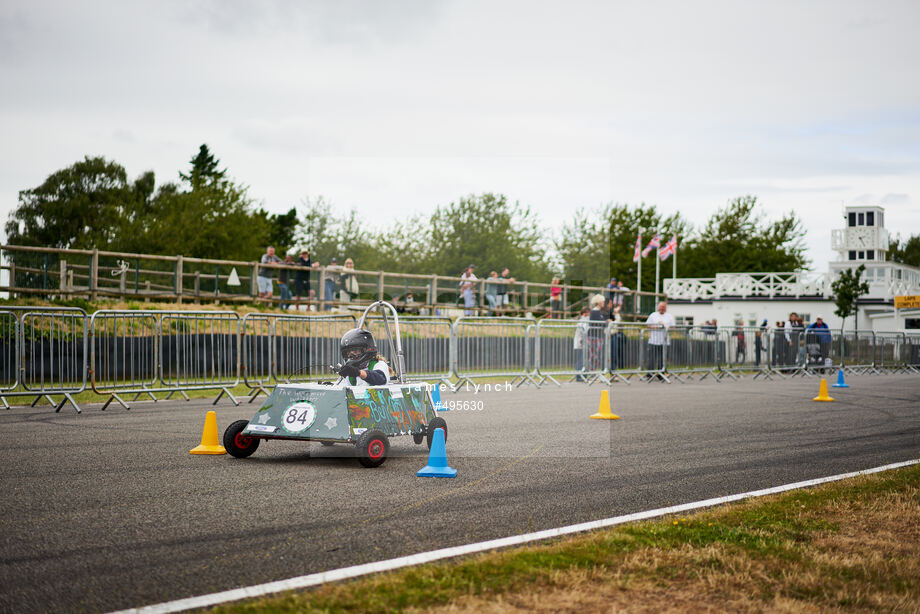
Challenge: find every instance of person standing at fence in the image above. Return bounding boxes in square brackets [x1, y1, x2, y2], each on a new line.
[497, 268, 514, 311]
[294, 248, 311, 310]
[460, 264, 477, 316]
[549, 277, 562, 318]
[786, 312, 802, 366]
[257, 246, 282, 302]
[807, 316, 832, 362]
[573, 306, 590, 381]
[277, 253, 294, 310]
[587, 294, 606, 371]
[339, 258, 360, 303]
[323, 258, 342, 310]
[733, 320, 746, 364]
[615, 279, 628, 308]
[645, 301, 674, 374]
[609, 303, 625, 371]
[605, 277, 617, 302]
[754, 319, 768, 367]
[485, 271, 499, 314]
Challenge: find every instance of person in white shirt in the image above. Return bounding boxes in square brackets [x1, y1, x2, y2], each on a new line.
[645, 301, 675, 372]
[459, 264, 478, 316]
[572, 306, 590, 382]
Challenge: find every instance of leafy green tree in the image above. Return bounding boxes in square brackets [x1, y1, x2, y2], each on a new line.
[678, 196, 808, 277]
[831, 264, 869, 333]
[5, 156, 137, 249]
[556, 203, 689, 288]
[179, 144, 227, 190]
[425, 193, 552, 280]
[255, 206, 299, 255]
[888, 234, 920, 267]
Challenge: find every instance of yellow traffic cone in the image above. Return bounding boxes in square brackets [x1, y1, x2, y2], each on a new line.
[812, 378, 834, 402]
[590, 389, 620, 420]
[190, 410, 227, 454]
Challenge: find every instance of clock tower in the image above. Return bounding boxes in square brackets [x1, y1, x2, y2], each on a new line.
[830, 205, 888, 263]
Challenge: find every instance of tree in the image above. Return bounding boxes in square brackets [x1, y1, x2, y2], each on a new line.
[179, 144, 227, 191]
[831, 264, 869, 333]
[677, 196, 808, 278]
[889, 234, 920, 267]
[555, 203, 689, 288]
[5, 156, 138, 249]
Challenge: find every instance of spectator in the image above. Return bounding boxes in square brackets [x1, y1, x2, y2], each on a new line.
[257, 246, 282, 302]
[294, 248, 311, 310]
[323, 257, 342, 310]
[772, 321, 786, 367]
[615, 280, 629, 308]
[733, 319, 746, 364]
[754, 319, 768, 367]
[587, 294, 607, 371]
[497, 268, 514, 311]
[573, 306, 590, 382]
[807, 316, 832, 362]
[339, 258, 360, 303]
[278, 253, 294, 310]
[485, 271, 499, 314]
[459, 264, 477, 316]
[645, 301, 675, 375]
[549, 277, 562, 318]
[605, 277, 617, 302]
[609, 303, 625, 371]
[786, 312, 803, 366]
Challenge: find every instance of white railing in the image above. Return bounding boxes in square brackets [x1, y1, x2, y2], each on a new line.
[665, 272, 832, 302]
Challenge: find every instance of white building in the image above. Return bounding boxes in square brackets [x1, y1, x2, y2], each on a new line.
[664, 206, 920, 332]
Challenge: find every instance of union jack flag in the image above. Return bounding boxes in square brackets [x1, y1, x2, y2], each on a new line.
[641, 233, 660, 258]
[659, 235, 678, 261]
[632, 235, 642, 263]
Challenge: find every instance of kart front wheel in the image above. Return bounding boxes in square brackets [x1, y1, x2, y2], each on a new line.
[224, 419, 260, 458]
[412, 432, 425, 445]
[426, 417, 447, 450]
[356, 430, 389, 468]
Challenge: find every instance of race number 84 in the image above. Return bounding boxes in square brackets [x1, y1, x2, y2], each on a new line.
[282, 402, 317, 432]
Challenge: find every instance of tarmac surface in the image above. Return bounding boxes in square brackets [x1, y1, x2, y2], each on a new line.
[1, 374, 919, 613]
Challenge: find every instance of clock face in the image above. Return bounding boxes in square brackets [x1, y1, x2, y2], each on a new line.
[849, 227, 872, 249]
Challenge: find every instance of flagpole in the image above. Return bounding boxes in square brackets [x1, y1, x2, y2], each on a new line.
[636, 233, 642, 296]
[673, 234, 677, 279]
[655, 245, 661, 297]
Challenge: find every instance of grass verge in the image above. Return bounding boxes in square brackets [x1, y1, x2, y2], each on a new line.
[204, 464, 920, 613]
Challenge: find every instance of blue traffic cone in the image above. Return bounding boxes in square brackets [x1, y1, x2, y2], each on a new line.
[831, 368, 849, 388]
[431, 384, 449, 412]
[417, 428, 457, 478]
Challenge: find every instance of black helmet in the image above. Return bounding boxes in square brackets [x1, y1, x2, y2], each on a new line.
[340, 328, 377, 368]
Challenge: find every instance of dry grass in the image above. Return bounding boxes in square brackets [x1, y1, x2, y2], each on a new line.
[209, 465, 920, 614]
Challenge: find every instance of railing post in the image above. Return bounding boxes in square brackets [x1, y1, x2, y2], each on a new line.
[251, 264, 258, 300]
[175, 255, 183, 304]
[194, 271, 201, 304]
[523, 281, 529, 314]
[377, 271, 384, 300]
[430, 275, 438, 314]
[8, 260, 14, 299]
[561, 282, 568, 317]
[90, 248, 99, 301]
[59, 259, 67, 293]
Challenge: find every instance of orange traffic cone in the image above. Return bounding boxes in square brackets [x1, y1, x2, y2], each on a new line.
[190, 410, 227, 454]
[590, 389, 620, 420]
[812, 378, 834, 402]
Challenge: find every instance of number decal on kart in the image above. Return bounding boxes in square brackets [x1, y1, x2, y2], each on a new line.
[282, 401, 317, 433]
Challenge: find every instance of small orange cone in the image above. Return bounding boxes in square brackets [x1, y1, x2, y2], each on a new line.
[590, 389, 620, 420]
[190, 410, 227, 454]
[813, 378, 834, 402]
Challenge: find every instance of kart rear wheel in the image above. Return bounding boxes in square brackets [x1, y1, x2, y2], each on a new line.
[320, 441, 336, 446]
[356, 429, 389, 468]
[426, 417, 447, 450]
[224, 419, 260, 458]
[412, 432, 425, 445]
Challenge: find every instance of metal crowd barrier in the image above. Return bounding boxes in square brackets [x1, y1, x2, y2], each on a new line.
[452, 317, 537, 388]
[719, 327, 772, 379]
[533, 319, 609, 386]
[240, 313, 356, 401]
[365, 315, 452, 386]
[90, 310, 242, 409]
[0, 306, 87, 412]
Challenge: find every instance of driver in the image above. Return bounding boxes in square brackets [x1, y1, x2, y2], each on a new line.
[334, 328, 391, 387]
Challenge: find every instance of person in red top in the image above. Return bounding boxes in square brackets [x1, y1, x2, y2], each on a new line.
[549, 277, 562, 318]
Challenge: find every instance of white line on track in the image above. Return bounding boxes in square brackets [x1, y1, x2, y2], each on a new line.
[111, 458, 920, 614]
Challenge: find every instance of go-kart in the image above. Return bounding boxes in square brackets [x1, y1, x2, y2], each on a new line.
[222, 301, 446, 467]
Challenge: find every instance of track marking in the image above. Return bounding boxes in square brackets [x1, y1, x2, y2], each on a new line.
[109, 458, 920, 614]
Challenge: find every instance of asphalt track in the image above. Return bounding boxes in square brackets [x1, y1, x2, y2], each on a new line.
[1, 374, 918, 613]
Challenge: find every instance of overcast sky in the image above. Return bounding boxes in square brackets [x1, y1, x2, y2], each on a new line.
[2, 0, 919, 273]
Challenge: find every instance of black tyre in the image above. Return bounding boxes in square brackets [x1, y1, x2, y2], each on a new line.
[412, 432, 425, 445]
[355, 429, 389, 468]
[223, 419, 260, 458]
[320, 441, 336, 447]
[426, 417, 448, 450]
